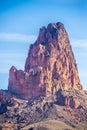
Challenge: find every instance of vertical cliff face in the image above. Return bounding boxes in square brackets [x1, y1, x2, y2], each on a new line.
[8, 22, 82, 99]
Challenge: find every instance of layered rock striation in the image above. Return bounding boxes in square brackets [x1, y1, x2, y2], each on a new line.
[8, 22, 82, 99]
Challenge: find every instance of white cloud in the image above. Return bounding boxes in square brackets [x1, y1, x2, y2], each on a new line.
[0, 52, 26, 58]
[0, 32, 37, 43]
[75, 52, 87, 57]
[0, 52, 26, 74]
[71, 39, 87, 48]
[79, 71, 87, 77]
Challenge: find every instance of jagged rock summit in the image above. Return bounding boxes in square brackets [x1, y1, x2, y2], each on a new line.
[1, 22, 87, 130]
[8, 22, 82, 99]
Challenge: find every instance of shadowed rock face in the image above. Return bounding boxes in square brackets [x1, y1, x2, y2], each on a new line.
[8, 22, 82, 99]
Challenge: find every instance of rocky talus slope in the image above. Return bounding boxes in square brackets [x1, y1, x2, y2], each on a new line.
[0, 22, 87, 130]
[0, 89, 87, 130]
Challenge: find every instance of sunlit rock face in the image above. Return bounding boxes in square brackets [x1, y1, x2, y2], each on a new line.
[8, 22, 83, 99]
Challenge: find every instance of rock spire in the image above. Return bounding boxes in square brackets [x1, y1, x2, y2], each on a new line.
[8, 22, 82, 99]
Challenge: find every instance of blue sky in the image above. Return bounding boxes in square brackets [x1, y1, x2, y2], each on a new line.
[0, 0, 87, 90]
